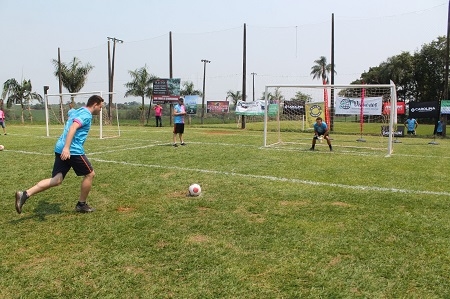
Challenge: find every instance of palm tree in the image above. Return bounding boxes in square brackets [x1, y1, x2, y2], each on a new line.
[226, 90, 243, 107]
[52, 57, 94, 102]
[311, 56, 336, 127]
[180, 81, 202, 96]
[2, 78, 43, 123]
[310, 56, 335, 84]
[124, 66, 158, 123]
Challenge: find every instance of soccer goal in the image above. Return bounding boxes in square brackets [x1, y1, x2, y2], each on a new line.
[44, 91, 120, 139]
[263, 82, 398, 156]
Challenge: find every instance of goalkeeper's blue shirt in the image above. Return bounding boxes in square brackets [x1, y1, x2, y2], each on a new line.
[314, 122, 328, 134]
[405, 118, 417, 131]
[54, 107, 93, 155]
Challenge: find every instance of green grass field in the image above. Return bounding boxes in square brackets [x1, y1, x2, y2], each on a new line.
[1, 123, 450, 298]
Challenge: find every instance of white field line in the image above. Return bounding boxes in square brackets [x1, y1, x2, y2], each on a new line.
[7, 142, 450, 196]
[90, 157, 450, 197]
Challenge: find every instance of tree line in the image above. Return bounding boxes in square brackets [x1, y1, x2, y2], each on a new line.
[2, 36, 448, 123]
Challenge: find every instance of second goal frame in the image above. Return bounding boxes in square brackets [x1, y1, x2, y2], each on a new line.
[263, 82, 397, 156]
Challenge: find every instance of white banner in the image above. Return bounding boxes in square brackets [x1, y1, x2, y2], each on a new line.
[335, 97, 382, 115]
[235, 100, 265, 115]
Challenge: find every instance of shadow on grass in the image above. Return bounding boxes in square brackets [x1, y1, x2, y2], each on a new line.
[10, 200, 63, 223]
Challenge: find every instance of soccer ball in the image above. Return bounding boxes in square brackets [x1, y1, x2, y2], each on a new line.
[0, 145, 4, 151]
[188, 183, 201, 196]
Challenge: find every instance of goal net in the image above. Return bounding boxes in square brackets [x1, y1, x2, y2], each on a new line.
[44, 91, 120, 139]
[263, 83, 397, 156]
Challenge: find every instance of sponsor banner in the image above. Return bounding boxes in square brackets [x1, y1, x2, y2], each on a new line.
[235, 100, 264, 115]
[441, 100, 450, 115]
[283, 101, 305, 115]
[235, 100, 278, 116]
[409, 101, 439, 118]
[305, 102, 324, 129]
[207, 101, 229, 113]
[381, 125, 405, 137]
[335, 97, 382, 115]
[184, 95, 199, 115]
[383, 102, 405, 115]
[152, 78, 181, 103]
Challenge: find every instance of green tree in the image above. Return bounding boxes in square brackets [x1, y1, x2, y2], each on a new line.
[52, 57, 94, 101]
[413, 36, 447, 102]
[226, 90, 243, 107]
[124, 66, 158, 122]
[292, 91, 312, 102]
[180, 81, 202, 96]
[311, 56, 335, 84]
[2, 78, 43, 123]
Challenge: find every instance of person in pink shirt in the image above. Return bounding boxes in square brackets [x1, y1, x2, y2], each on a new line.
[153, 103, 163, 127]
[0, 108, 7, 135]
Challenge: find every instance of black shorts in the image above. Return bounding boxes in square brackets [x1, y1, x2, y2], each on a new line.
[173, 123, 185, 134]
[52, 153, 94, 179]
[407, 130, 416, 135]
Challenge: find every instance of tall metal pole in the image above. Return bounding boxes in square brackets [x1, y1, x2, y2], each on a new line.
[169, 32, 174, 126]
[443, 0, 450, 137]
[330, 13, 335, 131]
[201, 59, 210, 124]
[57, 48, 63, 123]
[107, 37, 123, 120]
[242, 23, 247, 129]
[251, 72, 257, 101]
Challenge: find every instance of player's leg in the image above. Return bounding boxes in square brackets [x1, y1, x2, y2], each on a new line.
[179, 124, 185, 145]
[173, 124, 178, 146]
[310, 135, 317, 150]
[324, 132, 332, 151]
[72, 155, 95, 212]
[15, 154, 69, 214]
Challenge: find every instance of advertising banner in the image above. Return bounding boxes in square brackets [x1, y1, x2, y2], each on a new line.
[335, 97, 382, 115]
[207, 101, 229, 113]
[441, 100, 450, 115]
[235, 100, 264, 115]
[383, 102, 405, 115]
[184, 95, 199, 115]
[283, 101, 305, 115]
[408, 101, 439, 118]
[305, 102, 324, 129]
[152, 78, 181, 103]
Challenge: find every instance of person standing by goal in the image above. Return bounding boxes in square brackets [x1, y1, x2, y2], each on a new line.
[310, 117, 333, 151]
[172, 97, 186, 147]
[15, 95, 104, 214]
[0, 107, 7, 135]
[153, 103, 163, 127]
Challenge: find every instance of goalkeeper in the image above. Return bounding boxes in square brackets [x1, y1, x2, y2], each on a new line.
[310, 117, 333, 151]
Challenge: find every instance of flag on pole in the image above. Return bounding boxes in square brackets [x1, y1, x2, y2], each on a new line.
[360, 87, 365, 135]
[323, 79, 330, 126]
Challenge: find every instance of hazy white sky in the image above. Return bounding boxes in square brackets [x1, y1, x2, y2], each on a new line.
[1, 0, 447, 103]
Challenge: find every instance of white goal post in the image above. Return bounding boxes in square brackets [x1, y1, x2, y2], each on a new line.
[44, 91, 120, 139]
[263, 82, 398, 156]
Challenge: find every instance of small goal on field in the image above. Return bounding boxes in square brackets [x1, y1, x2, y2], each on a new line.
[263, 83, 398, 156]
[44, 91, 120, 139]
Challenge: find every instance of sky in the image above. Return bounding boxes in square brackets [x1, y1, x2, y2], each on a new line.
[1, 0, 448, 104]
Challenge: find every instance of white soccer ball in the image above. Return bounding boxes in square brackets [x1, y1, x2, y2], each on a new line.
[188, 183, 202, 196]
[0, 145, 4, 151]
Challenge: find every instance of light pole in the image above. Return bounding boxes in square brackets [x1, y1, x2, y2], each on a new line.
[107, 37, 123, 121]
[251, 72, 257, 101]
[201, 59, 211, 124]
